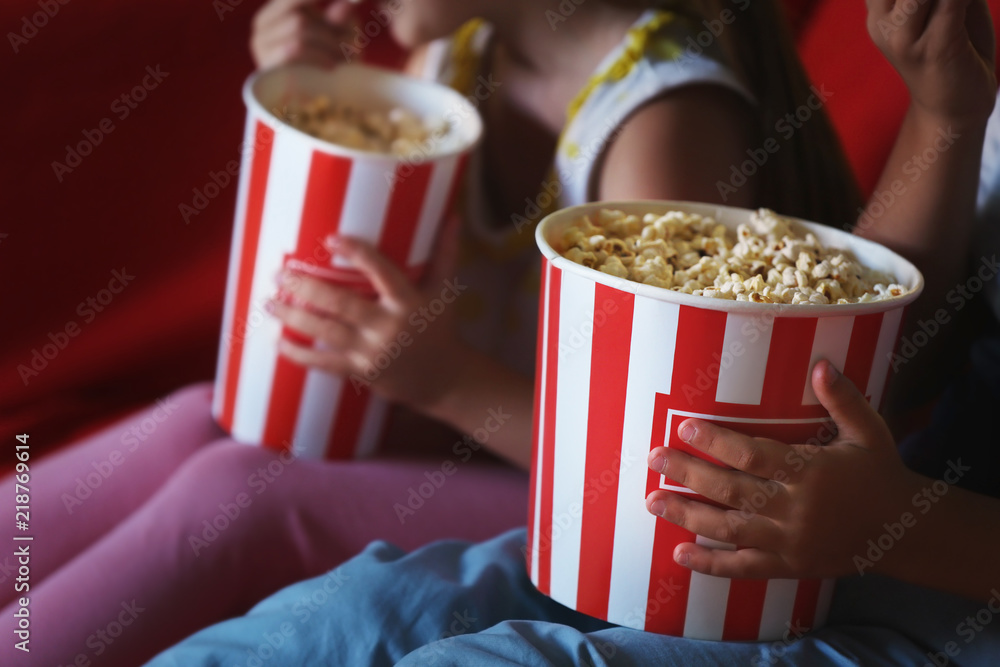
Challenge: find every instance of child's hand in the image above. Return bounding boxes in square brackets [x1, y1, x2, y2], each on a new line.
[251, 0, 356, 70]
[644, 360, 926, 580]
[868, 0, 997, 125]
[267, 234, 466, 413]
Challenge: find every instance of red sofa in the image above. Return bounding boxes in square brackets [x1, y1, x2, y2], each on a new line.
[3, 0, 999, 452]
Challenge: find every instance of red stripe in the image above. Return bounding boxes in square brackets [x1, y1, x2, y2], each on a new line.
[262, 152, 353, 450]
[842, 312, 884, 400]
[644, 392, 695, 635]
[576, 285, 634, 619]
[759, 317, 819, 412]
[378, 162, 434, 267]
[526, 258, 550, 570]
[722, 579, 768, 640]
[219, 121, 275, 432]
[668, 306, 728, 463]
[325, 384, 371, 459]
[791, 578, 823, 631]
[537, 266, 562, 595]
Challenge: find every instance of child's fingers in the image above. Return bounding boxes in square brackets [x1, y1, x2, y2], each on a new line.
[924, 0, 973, 48]
[645, 491, 780, 548]
[810, 360, 892, 450]
[673, 542, 788, 580]
[268, 300, 360, 350]
[327, 236, 414, 310]
[277, 337, 355, 376]
[866, 0, 896, 21]
[278, 272, 381, 325]
[670, 419, 792, 481]
[648, 447, 789, 514]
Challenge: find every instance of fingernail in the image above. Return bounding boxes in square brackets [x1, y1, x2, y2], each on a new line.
[649, 455, 666, 474]
[275, 270, 285, 285]
[264, 299, 276, 314]
[324, 234, 341, 248]
[676, 551, 690, 567]
[650, 499, 666, 516]
[825, 361, 840, 382]
[679, 422, 695, 443]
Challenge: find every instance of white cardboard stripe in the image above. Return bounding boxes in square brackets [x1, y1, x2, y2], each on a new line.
[802, 316, 855, 405]
[232, 134, 312, 442]
[814, 578, 837, 629]
[354, 395, 389, 459]
[607, 297, 680, 628]
[332, 158, 393, 268]
[407, 156, 458, 266]
[214, 112, 260, 420]
[531, 262, 554, 585]
[290, 367, 343, 458]
[715, 312, 774, 405]
[548, 271, 595, 609]
[758, 578, 799, 640]
[867, 308, 904, 409]
[682, 536, 734, 640]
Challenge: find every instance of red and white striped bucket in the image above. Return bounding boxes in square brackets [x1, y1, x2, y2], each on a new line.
[212, 64, 482, 459]
[527, 201, 923, 640]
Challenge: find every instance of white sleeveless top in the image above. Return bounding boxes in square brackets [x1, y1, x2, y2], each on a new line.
[421, 11, 753, 375]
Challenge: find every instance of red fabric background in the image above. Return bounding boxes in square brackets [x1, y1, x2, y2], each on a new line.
[2, 0, 998, 452]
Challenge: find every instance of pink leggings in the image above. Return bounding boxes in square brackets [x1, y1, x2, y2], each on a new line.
[0, 383, 528, 666]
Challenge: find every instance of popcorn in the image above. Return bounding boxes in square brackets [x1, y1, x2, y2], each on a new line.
[557, 208, 909, 304]
[275, 96, 448, 157]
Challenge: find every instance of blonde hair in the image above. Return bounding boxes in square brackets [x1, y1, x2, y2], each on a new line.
[606, 0, 863, 227]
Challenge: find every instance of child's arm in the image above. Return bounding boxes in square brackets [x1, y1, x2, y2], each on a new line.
[270, 232, 539, 470]
[855, 0, 996, 408]
[644, 360, 1000, 603]
[858, 0, 995, 285]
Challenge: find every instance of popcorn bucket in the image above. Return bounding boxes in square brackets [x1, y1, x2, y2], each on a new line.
[526, 201, 923, 640]
[212, 64, 482, 459]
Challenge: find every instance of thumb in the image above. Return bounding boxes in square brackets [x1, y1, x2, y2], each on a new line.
[811, 359, 893, 450]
